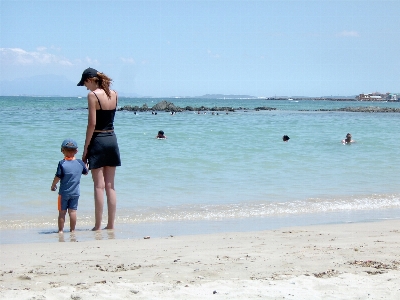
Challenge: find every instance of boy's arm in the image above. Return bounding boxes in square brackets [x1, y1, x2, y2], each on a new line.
[51, 176, 60, 191]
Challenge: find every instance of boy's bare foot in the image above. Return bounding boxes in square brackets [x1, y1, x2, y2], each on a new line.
[58, 230, 64, 234]
[91, 227, 101, 231]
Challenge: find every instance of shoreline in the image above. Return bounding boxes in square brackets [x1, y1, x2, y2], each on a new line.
[2, 208, 400, 245]
[1, 219, 400, 299]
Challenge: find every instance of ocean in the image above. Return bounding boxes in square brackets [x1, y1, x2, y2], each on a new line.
[0, 96, 399, 244]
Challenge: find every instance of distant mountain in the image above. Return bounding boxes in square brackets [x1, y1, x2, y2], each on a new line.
[320, 95, 357, 99]
[0, 75, 83, 97]
[196, 94, 258, 99]
[117, 92, 142, 98]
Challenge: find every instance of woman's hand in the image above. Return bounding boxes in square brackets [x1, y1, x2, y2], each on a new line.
[82, 149, 88, 164]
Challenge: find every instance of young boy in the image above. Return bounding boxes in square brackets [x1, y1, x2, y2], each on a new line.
[51, 139, 88, 233]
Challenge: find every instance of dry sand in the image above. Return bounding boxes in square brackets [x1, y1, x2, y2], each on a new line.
[1, 220, 400, 299]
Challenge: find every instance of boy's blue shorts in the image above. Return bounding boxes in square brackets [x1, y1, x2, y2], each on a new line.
[58, 195, 79, 211]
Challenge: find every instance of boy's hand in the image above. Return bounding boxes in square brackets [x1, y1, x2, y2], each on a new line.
[51, 185, 57, 191]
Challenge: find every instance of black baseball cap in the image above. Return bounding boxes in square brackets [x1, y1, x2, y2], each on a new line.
[77, 67, 98, 86]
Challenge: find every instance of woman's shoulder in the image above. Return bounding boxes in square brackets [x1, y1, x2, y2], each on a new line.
[112, 89, 118, 98]
[87, 90, 99, 102]
[88, 89, 116, 97]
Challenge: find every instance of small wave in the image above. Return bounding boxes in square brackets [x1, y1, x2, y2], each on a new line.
[121, 194, 400, 223]
[1, 194, 399, 229]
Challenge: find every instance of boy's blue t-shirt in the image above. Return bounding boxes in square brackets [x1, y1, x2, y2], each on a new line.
[55, 158, 88, 196]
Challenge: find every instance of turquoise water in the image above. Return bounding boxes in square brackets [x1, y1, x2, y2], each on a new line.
[0, 96, 399, 244]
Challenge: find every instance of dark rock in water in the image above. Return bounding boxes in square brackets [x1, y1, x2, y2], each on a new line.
[119, 105, 135, 111]
[300, 106, 400, 113]
[337, 106, 400, 113]
[210, 106, 236, 112]
[118, 101, 397, 114]
[151, 100, 182, 112]
[119, 101, 243, 113]
[119, 104, 149, 112]
[254, 107, 277, 111]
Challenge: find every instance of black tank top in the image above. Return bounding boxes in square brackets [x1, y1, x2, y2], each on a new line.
[92, 91, 117, 131]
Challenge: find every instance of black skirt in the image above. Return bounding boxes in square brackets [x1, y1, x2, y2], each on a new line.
[87, 132, 121, 170]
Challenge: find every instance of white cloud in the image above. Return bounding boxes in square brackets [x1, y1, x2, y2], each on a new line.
[84, 57, 99, 65]
[121, 57, 136, 64]
[207, 50, 220, 59]
[50, 45, 62, 51]
[59, 60, 73, 66]
[336, 30, 360, 37]
[0, 48, 72, 66]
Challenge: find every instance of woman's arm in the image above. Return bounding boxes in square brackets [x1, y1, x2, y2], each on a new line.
[82, 93, 97, 163]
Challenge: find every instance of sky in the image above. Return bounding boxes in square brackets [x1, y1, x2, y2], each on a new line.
[0, 0, 399, 97]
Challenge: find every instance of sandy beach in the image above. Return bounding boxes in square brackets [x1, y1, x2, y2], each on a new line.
[1, 220, 400, 299]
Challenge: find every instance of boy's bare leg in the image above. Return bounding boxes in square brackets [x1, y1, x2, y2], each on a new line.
[58, 210, 67, 233]
[68, 209, 77, 232]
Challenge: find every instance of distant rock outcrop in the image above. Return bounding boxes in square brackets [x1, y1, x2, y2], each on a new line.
[119, 100, 277, 113]
[196, 94, 257, 99]
[337, 107, 400, 113]
[152, 100, 180, 112]
[118, 101, 398, 114]
[301, 106, 400, 113]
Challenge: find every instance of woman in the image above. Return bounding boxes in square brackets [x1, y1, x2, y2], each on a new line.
[77, 67, 121, 231]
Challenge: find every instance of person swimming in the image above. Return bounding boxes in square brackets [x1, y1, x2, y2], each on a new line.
[282, 135, 290, 142]
[156, 130, 166, 139]
[342, 133, 354, 144]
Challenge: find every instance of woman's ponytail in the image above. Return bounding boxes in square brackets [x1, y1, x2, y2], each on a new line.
[96, 72, 113, 98]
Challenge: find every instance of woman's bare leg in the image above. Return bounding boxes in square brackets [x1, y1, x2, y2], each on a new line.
[91, 168, 105, 230]
[103, 166, 117, 229]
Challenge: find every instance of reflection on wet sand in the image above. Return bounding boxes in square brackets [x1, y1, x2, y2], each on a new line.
[94, 229, 115, 240]
[58, 231, 77, 242]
